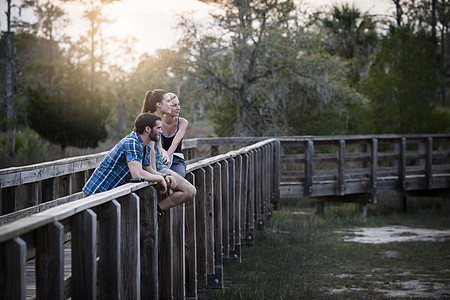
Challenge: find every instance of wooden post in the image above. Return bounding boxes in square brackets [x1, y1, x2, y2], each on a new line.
[337, 140, 345, 196]
[228, 157, 238, 260]
[74, 171, 87, 193]
[265, 144, 273, 215]
[205, 165, 215, 275]
[246, 151, 255, 245]
[240, 154, 249, 244]
[24, 182, 39, 209]
[58, 174, 72, 198]
[369, 138, 378, 204]
[316, 201, 324, 215]
[194, 168, 207, 287]
[1, 187, 16, 214]
[211, 145, 219, 157]
[185, 172, 197, 299]
[172, 203, 186, 299]
[255, 150, 264, 231]
[273, 140, 281, 210]
[159, 198, 173, 300]
[36, 221, 64, 300]
[211, 162, 223, 288]
[442, 191, 450, 213]
[42, 178, 54, 202]
[0, 237, 26, 299]
[425, 137, 433, 189]
[398, 138, 406, 191]
[304, 140, 314, 197]
[399, 138, 407, 211]
[233, 155, 242, 258]
[220, 160, 230, 259]
[118, 193, 140, 300]
[97, 200, 121, 300]
[71, 209, 97, 300]
[137, 186, 159, 300]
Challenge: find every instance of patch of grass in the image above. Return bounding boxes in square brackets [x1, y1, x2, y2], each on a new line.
[204, 203, 450, 299]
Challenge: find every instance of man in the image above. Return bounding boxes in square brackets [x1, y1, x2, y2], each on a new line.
[83, 112, 189, 212]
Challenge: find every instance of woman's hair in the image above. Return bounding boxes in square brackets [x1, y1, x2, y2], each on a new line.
[141, 89, 168, 113]
[133, 112, 161, 134]
[167, 92, 177, 101]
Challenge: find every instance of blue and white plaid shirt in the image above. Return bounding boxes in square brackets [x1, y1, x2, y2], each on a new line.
[83, 131, 151, 196]
[154, 136, 169, 171]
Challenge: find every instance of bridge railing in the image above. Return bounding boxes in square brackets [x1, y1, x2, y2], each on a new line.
[278, 134, 450, 203]
[1, 134, 449, 220]
[0, 138, 281, 299]
[0, 137, 265, 221]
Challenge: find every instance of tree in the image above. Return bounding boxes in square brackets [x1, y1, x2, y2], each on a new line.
[358, 27, 450, 133]
[312, 3, 378, 87]
[4, 0, 17, 160]
[27, 63, 110, 149]
[19, 0, 68, 84]
[395, 0, 450, 106]
[178, 0, 299, 136]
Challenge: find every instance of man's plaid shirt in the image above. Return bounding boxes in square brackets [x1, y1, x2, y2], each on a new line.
[82, 131, 151, 196]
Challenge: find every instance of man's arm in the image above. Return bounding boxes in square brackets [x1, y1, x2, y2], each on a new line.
[127, 160, 167, 193]
[145, 165, 178, 190]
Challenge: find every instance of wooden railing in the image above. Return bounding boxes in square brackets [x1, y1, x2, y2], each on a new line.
[277, 134, 450, 198]
[0, 134, 449, 298]
[0, 138, 281, 299]
[0, 137, 265, 220]
[1, 134, 449, 219]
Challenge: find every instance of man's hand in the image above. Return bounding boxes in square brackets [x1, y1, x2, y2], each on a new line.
[165, 175, 177, 189]
[157, 176, 168, 194]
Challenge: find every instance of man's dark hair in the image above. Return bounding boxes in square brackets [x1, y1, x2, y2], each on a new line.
[134, 113, 161, 134]
[141, 89, 168, 113]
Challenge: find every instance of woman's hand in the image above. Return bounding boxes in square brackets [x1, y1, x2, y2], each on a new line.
[162, 149, 170, 165]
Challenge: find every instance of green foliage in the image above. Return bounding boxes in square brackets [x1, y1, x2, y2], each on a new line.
[358, 27, 450, 133]
[27, 82, 109, 149]
[0, 127, 50, 167]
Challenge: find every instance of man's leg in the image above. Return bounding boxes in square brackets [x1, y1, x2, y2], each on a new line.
[158, 168, 196, 210]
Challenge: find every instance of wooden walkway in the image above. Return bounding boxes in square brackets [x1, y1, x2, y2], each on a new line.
[0, 134, 449, 299]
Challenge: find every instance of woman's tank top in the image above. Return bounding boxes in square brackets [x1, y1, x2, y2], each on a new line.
[161, 117, 183, 154]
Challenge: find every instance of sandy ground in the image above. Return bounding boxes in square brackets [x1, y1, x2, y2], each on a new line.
[331, 226, 450, 298]
[337, 226, 450, 244]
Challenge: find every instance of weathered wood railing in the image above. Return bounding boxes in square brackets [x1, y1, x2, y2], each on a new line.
[1, 134, 449, 219]
[0, 138, 281, 299]
[278, 135, 450, 196]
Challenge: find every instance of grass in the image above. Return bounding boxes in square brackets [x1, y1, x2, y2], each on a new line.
[203, 199, 450, 299]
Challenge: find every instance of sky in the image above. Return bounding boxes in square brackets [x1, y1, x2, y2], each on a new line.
[1, 0, 394, 59]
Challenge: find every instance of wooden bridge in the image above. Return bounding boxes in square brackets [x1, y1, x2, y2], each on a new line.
[0, 134, 449, 299]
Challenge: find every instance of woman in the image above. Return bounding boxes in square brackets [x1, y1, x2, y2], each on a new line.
[140, 89, 196, 210]
[161, 92, 188, 177]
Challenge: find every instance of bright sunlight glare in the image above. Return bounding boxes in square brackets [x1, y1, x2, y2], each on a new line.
[0, 0, 393, 67]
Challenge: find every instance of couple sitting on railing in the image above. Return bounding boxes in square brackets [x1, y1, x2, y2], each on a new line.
[82, 89, 196, 215]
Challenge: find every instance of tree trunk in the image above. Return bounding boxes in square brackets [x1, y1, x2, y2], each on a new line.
[90, 19, 96, 92]
[117, 81, 126, 138]
[238, 85, 254, 137]
[440, 25, 447, 107]
[393, 0, 402, 28]
[431, 0, 437, 75]
[6, 0, 16, 160]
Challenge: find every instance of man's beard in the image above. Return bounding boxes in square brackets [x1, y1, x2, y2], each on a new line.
[149, 131, 159, 142]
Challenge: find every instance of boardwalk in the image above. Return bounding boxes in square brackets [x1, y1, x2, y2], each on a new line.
[0, 135, 449, 299]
